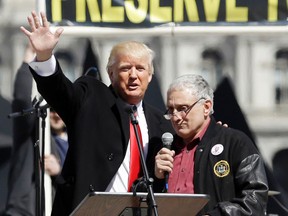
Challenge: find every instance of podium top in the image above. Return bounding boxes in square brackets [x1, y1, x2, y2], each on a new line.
[70, 192, 209, 216]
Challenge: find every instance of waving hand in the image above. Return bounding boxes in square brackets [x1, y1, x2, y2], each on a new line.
[20, 11, 64, 62]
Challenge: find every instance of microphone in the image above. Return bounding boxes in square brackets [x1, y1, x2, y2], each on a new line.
[124, 105, 138, 123]
[162, 132, 173, 150]
[161, 132, 174, 192]
[32, 95, 44, 108]
[124, 104, 137, 114]
[8, 97, 50, 119]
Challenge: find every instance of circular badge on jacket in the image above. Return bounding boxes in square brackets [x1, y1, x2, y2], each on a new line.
[213, 160, 230, 177]
[211, 144, 224, 156]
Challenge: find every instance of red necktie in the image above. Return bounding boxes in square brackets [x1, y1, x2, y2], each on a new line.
[128, 121, 143, 192]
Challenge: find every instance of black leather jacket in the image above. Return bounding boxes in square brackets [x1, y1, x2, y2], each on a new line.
[183, 117, 268, 216]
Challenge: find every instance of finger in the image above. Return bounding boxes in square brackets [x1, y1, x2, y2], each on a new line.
[32, 11, 41, 29]
[216, 121, 222, 125]
[159, 153, 174, 162]
[40, 12, 49, 28]
[155, 155, 174, 171]
[171, 150, 175, 157]
[27, 16, 36, 32]
[55, 28, 64, 38]
[155, 156, 173, 171]
[20, 26, 32, 37]
[157, 165, 172, 173]
[159, 160, 173, 170]
[158, 147, 173, 157]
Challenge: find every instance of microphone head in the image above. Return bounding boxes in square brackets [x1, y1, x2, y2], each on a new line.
[162, 132, 174, 148]
[124, 105, 137, 114]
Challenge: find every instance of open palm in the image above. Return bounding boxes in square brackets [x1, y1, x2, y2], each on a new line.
[20, 11, 63, 61]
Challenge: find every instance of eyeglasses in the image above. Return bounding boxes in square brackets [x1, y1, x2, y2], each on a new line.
[163, 97, 206, 120]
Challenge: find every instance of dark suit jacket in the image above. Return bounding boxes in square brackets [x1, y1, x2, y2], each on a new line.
[31, 62, 173, 216]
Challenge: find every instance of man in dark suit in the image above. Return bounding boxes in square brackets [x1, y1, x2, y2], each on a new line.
[21, 11, 173, 215]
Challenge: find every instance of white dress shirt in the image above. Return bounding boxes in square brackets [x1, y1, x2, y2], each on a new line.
[106, 102, 149, 192]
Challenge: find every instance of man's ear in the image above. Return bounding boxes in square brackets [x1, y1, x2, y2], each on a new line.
[108, 70, 113, 82]
[148, 73, 152, 83]
[204, 100, 212, 116]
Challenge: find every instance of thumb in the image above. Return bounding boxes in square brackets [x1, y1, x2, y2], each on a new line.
[55, 27, 64, 38]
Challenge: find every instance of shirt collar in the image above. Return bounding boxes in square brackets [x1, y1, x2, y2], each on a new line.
[175, 118, 211, 151]
[197, 118, 211, 141]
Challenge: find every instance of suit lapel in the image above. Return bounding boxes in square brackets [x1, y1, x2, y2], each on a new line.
[114, 98, 130, 149]
[107, 85, 130, 150]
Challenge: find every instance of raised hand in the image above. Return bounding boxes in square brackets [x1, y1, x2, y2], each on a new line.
[20, 11, 64, 62]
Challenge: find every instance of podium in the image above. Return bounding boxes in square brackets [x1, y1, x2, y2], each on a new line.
[70, 192, 209, 216]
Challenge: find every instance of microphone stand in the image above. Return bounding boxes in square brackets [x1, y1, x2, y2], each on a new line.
[127, 106, 159, 216]
[8, 98, 50, 216]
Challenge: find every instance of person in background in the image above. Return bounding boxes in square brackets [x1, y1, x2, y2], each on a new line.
[45, 109, 68, 179]
[45, 109, 68, 200]
[20, 11, 174, 216]
[155, 74, 269, 216]
[4, 43, 37, 216]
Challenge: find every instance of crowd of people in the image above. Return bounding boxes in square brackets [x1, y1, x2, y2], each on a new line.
[3, 10, 269, 216]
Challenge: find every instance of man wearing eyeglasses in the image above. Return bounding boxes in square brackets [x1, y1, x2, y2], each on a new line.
[155, 74, 268, 216]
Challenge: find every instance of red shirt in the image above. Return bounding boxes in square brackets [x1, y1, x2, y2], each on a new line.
[168, 120, 210, 193]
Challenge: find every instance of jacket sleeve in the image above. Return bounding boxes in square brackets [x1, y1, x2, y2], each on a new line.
[208, 154, 269, 216]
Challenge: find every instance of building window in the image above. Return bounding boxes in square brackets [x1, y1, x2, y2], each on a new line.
[275, 49, 288, 104]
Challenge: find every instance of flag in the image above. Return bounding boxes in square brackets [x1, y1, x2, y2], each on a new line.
[213, 76, 255, 143]
[144, 73, 166, 112]
[82, 39, 102, 81]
